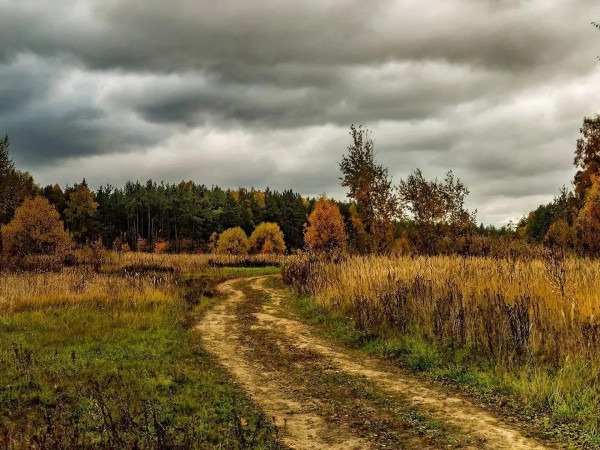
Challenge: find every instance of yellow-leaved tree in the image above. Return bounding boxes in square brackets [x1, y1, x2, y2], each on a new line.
[248, 222, 286, 254]
[1, 196, 72, 258]
[217, 227, 249, 255]
[304, 198, 347, 256]
[545, 219, 576, 249]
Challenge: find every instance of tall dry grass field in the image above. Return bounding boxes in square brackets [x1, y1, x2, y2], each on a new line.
[0, 268, 177, 312]
[283, 253, 600, 434]
[105, 251, 285, 271]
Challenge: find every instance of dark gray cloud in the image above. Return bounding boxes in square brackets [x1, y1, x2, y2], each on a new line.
[1, 0, 600, 224]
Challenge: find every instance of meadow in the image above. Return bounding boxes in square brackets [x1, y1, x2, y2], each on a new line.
[282, 253, 600, 443]
[0, 252, 283, 448]
[4, 248, 600, 447]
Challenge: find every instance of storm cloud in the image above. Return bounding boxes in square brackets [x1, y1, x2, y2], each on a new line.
[2, 0, 600, 224]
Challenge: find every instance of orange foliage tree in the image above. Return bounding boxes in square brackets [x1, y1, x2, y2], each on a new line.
[217, 227, 249, 255]
[1, 196, 72, 258]
[576, 175, 600, 254]
[574, 115, 600, 198]
[248, 222, 286, 254]
[304, 198, 347, 256]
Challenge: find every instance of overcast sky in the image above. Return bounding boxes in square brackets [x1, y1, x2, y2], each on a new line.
[2, 0, 600, 224]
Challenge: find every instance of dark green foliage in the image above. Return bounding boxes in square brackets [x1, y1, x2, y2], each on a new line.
[0, 136, 38, 227]
[519, 187, 581, 244]
[524, 203, 554, 242]
[87, 181, 309, 252]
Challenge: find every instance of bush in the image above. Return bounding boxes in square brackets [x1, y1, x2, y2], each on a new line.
[153, 238, 170, 254]
[136, 238, 151, 252]
[1, 196, 72, 258]
[112, 237, 125, 252]
[179, 238, 195, 253]
[248, 222, 286, 254]
[217, 227, 249, 255]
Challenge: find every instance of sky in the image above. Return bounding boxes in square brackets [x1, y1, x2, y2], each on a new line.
[1, 0, 600, 225]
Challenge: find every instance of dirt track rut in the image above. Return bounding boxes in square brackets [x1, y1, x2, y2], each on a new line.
[196, 276, 549, 450]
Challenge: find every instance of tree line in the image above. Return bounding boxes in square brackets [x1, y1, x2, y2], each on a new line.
[3, 114, 599, 261]
[518, 115, 600, 255]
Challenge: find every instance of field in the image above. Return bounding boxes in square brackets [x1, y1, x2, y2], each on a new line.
[0, 253, 283, 448]
[282, 253, 600, 444]
[2, 250, 600, 448]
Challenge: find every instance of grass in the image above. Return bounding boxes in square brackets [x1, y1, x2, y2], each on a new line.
[281, 252, 600, 438]
[0, 259, 283, 448]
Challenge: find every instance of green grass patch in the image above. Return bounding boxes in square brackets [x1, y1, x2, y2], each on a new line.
[0, 272, 281, 448]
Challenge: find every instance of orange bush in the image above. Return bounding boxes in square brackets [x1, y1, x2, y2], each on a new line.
[153, 238, 170, 254]
[1, 196, 72, 257]
[136, 238, 151, 252]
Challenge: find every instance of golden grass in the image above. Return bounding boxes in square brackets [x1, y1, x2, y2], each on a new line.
[0, 268, 176, 312]
[104, 251, 285, 272]
[283, 253, 600, 434]
[283, 254, 600, 364]
[0, 251, 284, 312]
[316, 255, 600, 314]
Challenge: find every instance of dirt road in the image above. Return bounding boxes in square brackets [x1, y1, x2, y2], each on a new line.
[196, 276, 549, 449]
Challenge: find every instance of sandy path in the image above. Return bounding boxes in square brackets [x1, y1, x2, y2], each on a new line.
[197, 276, 550, 449]
[196, 278, 367, 449]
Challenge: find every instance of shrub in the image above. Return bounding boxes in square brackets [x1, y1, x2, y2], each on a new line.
[78, 238, 107, 272]
[136, 238, 151, 252]
[1, 196, 72, 258]
[217, 227, 249, 255]
[248, 222, 286, 254]
[153, 238, 170, 254]
[112, 237, 125, 252]
[179, 238, 195, 253]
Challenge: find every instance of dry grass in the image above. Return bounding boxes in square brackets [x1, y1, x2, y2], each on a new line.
[0, 268, 177, 312]
[284, 254, 600, 347]
[0, 251, 285, 312]
[282, 253, 600, 436]
[105, 251, 286, 272]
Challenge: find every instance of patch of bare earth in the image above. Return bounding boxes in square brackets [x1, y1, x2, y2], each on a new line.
[196, 278, 366, 449]
[197, 276, 550, 450]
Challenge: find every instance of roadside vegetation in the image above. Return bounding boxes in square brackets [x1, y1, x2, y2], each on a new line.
[282, 254, 600, 446]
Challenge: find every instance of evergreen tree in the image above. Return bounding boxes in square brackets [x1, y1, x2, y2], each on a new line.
[65, 181, 99, 243]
